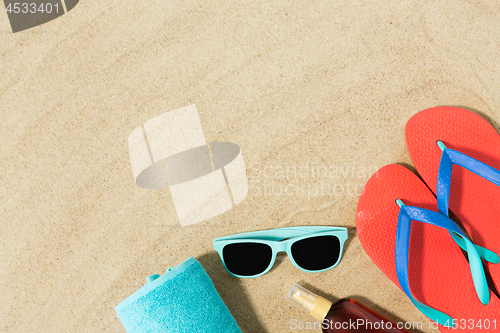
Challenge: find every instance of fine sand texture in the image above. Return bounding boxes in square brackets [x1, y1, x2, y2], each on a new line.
[2, 1, 500, 332]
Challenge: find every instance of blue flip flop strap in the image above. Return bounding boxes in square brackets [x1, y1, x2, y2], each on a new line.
[436, 146, 500, 264]
[395, 205, 490, 327]
[437, 146, 500, 215]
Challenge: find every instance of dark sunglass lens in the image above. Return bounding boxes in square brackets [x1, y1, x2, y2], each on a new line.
[222, 242, 273, 276]
[291, 235, 341, 271]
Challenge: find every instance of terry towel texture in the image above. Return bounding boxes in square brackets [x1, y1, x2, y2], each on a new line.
[115, 257, 241, 333]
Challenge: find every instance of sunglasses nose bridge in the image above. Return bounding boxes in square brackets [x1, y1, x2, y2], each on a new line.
[275, 242, 287, 252]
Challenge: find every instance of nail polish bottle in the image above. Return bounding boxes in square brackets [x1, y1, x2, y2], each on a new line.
[286, 284, 410, 333]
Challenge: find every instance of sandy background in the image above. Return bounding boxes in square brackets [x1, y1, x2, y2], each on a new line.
[2, 0, 500, 332]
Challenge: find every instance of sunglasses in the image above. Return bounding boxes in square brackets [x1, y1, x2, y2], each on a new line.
[213, 226, 348, 278]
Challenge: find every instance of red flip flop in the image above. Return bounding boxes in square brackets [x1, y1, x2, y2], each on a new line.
[356, 164, 500, 332]
[406, 106, 500, 291]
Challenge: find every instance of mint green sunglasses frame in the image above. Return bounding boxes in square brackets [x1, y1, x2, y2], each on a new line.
[213, 226, 348, 278]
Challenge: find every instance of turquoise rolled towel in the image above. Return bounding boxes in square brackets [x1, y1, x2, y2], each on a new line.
[116, 257, 241, 333]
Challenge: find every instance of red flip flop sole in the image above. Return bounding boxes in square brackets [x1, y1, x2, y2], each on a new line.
[356, 164, 500, 332]
[406, 106, 500, 290]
